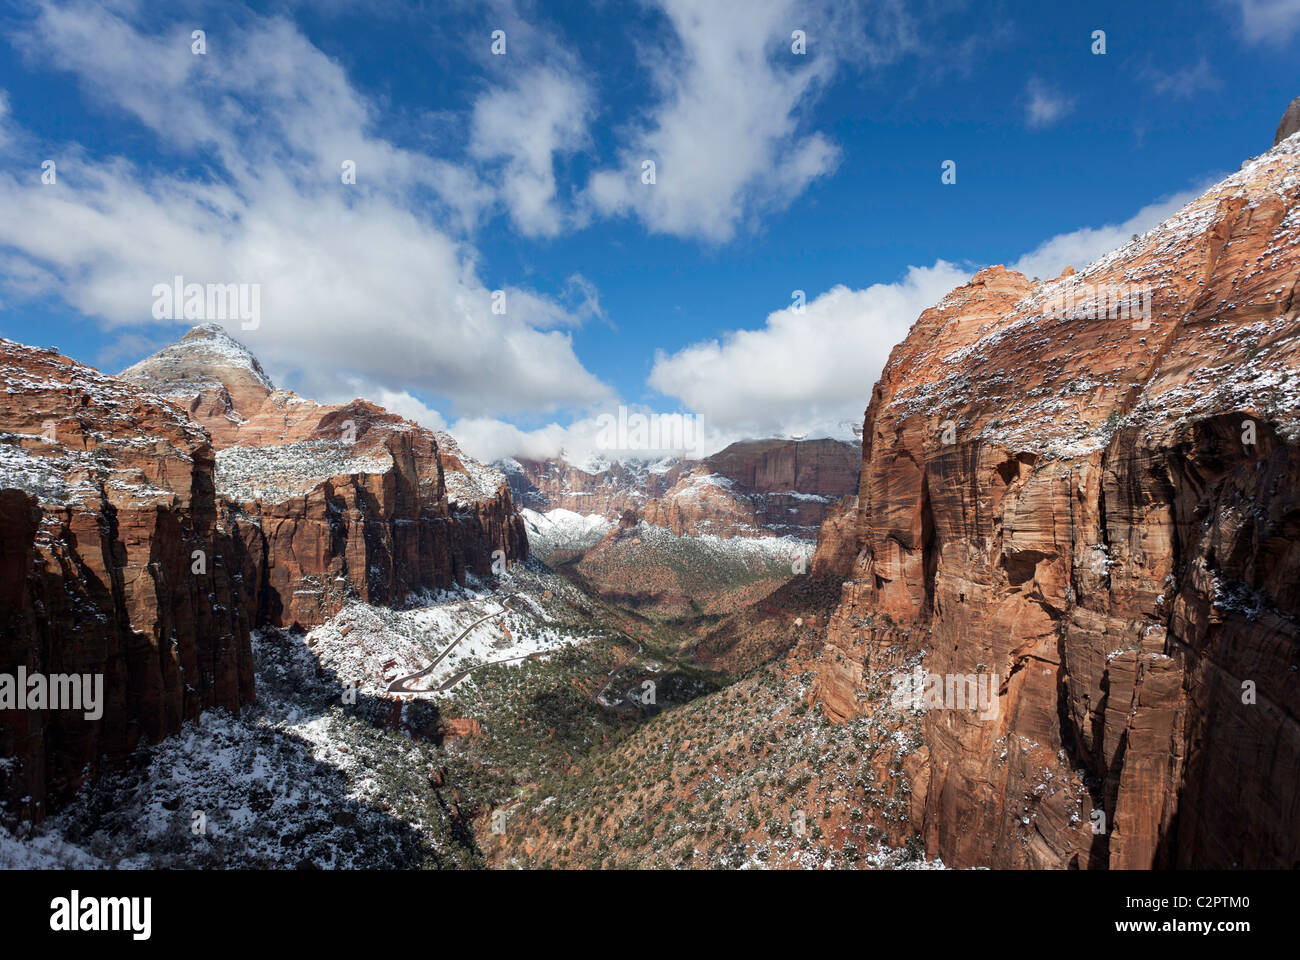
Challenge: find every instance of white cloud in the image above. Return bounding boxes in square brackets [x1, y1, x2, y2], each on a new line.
[0, 1, 610, 419]
[470, 67, 592, 237]
[1141, 57, 1219, 99]
[1009, 185, 1212, 280]
[354, 386, 448, 433]
[647, 262, 971, 439]
[0, 91, 11, 150]
[1025, 78, 1073, 129]
[1225, 0, 1300, 44]
[450, 405, 743, 466]
[644, 177, 1222, 450]
[449, 416, 578, 464]
[584, 0, 846, 243]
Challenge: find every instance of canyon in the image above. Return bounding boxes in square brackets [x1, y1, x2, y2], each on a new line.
[503, 436, 859, 542]
[505, 438, 858, 628]
[3, 115, 1299, 875]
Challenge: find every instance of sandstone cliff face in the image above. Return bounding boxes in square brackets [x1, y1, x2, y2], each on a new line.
[0, 340, 255, 820]
[121, 326, 528, 628]
[1277, 97, 1300, 147]
[811, 131, 1300, 868]
[640, 439, 860, 539]
[508, 438, 859, 540]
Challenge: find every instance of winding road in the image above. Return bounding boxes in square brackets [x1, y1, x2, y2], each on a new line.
[386, 594, 516, 694]
[384, 597, 660, 708]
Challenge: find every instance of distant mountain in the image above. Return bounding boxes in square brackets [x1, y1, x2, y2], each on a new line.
[500, 437, 860, 548]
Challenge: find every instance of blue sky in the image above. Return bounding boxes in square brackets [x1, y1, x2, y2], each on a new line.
[0, 0, 1297, 462]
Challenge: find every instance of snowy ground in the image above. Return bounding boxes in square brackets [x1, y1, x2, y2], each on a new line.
[215, 439, 393, 502]
[520, 507, 614, 555]
[305, 564, 602, 696]
[0, 562, 605, 869]
[0, 628, 489, 869]
[522, 506, 816, 570]
[627, 519, 816, 564]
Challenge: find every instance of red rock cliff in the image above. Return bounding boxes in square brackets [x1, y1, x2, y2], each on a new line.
[0, 340, 255, 820]
[2, 327, 527, 820]
[811, 132, 1300, 868]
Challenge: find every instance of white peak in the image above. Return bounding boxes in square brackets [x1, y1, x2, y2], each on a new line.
[122, 323, 275, 391]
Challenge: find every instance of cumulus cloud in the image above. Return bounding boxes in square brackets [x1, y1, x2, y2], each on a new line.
[0, 0, 1240, 472]
[354, 386, 449, 432]
[470, 66, 592, 237]
[647, 262, 971, 439]
[584, 0, 848, 243]
[1224, 0, 1300, 44]
[643, 178, 1223, 451]
[0, 0, 609, 418]
[1025, 78, 1073, 129]
[1009, 185, 1213, 280]
[450, 405, 745, 466]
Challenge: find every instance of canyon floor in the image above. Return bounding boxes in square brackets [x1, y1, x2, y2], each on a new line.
[2, 556, 933, 870]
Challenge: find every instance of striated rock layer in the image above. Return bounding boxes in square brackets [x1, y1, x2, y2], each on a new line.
[811, 131, 1300, 868]
[0, 340, 255, 821]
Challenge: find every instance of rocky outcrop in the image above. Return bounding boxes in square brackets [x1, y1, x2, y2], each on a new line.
[216, 404, 524, 627]
[640, 439, 860, 539]
[119, 323, 275, 447]
[811, 129, 1300, 868]
[122, 327, 528, 628]
[507, 438, 859, 541]
[1276, 96, 1300, 146]
[0, 340, 255, 821]
[810, 495, 860, 578]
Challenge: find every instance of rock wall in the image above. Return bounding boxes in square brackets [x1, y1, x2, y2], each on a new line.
[0, 340, 255, 821]
[215, 401, 527, 628]
[3, 331, 527, 820]
[811, 133, 1300, 868]
[122, 327, 530, 630]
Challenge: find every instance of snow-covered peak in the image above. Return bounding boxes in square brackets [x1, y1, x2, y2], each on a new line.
[520, 507, 614, 554]
[569, 452, 688, 475]
[120, 323, 275, 391]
